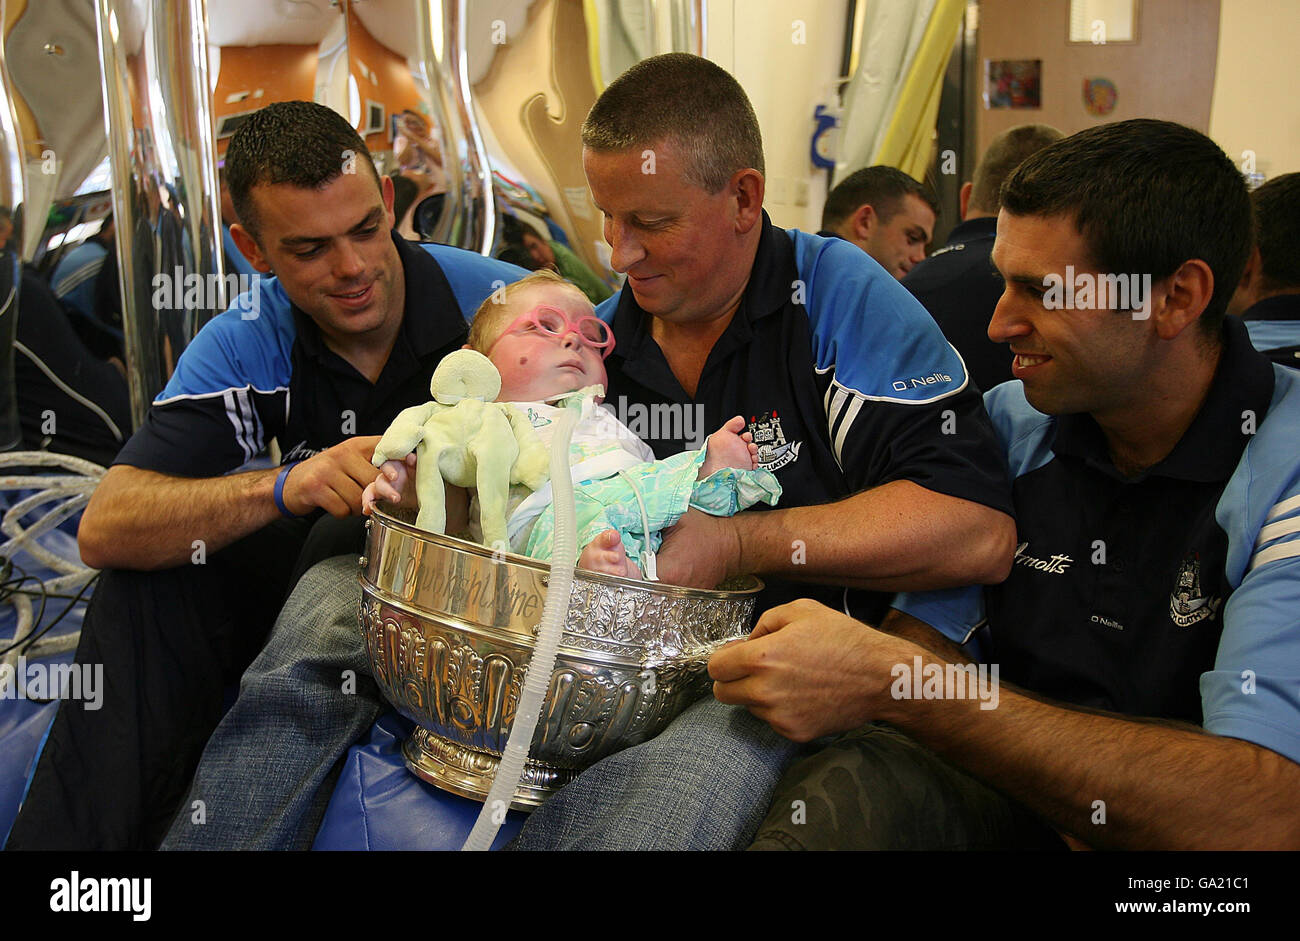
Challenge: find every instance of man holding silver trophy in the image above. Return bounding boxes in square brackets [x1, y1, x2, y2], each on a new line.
[162, 54, 1018, 851]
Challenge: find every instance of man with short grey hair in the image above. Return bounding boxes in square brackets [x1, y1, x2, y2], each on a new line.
[505, 52, 1017, 849]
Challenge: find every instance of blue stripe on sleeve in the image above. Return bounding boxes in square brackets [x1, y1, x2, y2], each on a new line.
[154, 275, 295, 402]
[1201, 365, 1300, 763]
[790, 229, 969, 404]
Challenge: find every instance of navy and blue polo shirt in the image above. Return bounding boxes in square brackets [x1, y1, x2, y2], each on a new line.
[897, 316, 1300, 764]
[114, 233, 526, 475]
[901, 216, 1010, 394]
[51, 237, 110, 321]
[1242, 293, 1300, 369]
[597, 212, 1015, 615]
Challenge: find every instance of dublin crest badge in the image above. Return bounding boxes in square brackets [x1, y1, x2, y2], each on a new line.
[749, 410, 801, 472]
[1169, 552, 1222, 628]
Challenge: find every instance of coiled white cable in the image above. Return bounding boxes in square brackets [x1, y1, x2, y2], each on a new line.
[0, 452, 103, 667]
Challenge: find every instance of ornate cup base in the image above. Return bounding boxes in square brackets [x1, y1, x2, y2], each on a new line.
[401, 727, 579, 811]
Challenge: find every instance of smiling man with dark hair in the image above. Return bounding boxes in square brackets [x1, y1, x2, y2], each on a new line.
[744, 119, 1300, 851]
[5, 100, 525, 851]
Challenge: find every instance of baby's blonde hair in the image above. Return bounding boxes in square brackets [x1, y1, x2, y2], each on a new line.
[467, 268, 586, 353]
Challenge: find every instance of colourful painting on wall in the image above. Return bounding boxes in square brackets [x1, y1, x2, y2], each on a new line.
[1083, 77, 1118, 115]
[986, 60, 1042, 109]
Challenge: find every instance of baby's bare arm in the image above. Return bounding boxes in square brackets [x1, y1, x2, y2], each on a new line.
[362, 455, 467, 532]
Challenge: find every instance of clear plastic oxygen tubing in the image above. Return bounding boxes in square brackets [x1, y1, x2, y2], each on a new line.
[461, 404, 579, 851]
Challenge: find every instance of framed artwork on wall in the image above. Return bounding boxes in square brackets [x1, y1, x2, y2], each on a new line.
[985, 59, 1041, 109]
[1083, 77, 1118, 115]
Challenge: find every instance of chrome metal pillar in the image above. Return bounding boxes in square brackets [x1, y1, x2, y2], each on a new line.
[95, 0, 224, 429]
[0, 2, 26, 450]
[415, 0, 495, 253]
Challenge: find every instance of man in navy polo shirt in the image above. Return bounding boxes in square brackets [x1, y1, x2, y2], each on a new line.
[741, 120, 1300, 850]
[1228, 172, 1300, 368]
[162, 54, 1017, 851]
[5, 101, 524, 850]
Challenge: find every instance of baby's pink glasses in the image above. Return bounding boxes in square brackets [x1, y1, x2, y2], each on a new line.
[490, 304, 616, 359]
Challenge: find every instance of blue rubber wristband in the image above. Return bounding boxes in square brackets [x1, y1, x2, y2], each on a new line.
[274, 461, 307, 518]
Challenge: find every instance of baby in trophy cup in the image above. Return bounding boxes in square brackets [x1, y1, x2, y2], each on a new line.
[362, 270, 780, 580]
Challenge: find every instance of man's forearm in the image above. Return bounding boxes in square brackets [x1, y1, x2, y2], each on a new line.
[735, 480, 1015, 591]
[877, 652, 1300, 849]
[79, 466, 283, 570]
[878, 608, 974, 663]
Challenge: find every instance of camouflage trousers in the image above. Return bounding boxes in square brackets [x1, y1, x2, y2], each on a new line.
[749, 723, 1067, 851]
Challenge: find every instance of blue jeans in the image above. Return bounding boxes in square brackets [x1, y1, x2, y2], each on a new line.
[162, 555, 802, 851]
[161, 555, 383, 850]
[506, 697, 804, 850]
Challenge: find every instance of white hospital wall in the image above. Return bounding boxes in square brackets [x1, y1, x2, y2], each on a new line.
[1208, 0, 1300, 178]
[708, 0, 850, 232]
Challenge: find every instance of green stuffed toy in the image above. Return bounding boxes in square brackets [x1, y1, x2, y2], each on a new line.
[371, 349, 550, 547]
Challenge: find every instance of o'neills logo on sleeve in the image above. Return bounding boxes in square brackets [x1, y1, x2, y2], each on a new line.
[1013, 541, 1073, 574]
[891, 371, 954, 393]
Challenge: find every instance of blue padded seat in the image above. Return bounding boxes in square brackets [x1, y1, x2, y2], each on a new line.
[313, 712, 526, 851]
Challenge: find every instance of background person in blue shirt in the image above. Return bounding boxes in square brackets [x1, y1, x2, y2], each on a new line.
[817, 165, 938, 280]
[736, 119, 1300, 851]
[51, 214, 114, 319]
[1228, 171, 1300, 367]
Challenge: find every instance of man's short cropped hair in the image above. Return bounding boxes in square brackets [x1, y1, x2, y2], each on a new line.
[1001, 119, 1252, 337]
[968, 124, 1063, 214]
[466, 268, 577, 353]
[1250, 172, 1300, 293]
[225, 100, 377, 238]
[581, 53, 764, 193]
[821, 166, 939, 231]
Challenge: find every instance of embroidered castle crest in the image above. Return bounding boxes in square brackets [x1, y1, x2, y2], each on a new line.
[1169, 552, 1223, 628]
[749, 410, 802, 472]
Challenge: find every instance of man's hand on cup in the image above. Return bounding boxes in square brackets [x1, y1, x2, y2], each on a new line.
[279, 435, 383, 517]
[654, 508, 742, 589]
[708, 599, 908, 742]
